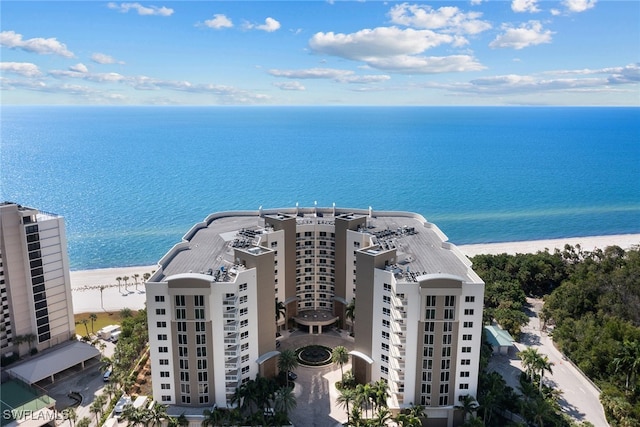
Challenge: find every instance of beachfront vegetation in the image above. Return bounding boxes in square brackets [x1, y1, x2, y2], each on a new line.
[472, 244, 640, 426]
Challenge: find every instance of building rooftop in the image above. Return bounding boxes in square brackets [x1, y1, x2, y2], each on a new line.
[151, 207, 481, 284]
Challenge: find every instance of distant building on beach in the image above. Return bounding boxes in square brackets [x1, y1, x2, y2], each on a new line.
[0, 202, 75, 359]
[146, 206, 485, 426]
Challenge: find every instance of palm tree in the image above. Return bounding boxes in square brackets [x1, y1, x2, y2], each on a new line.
[336, 387, 356, 425]
[149, 403, 168, 427]
[332, 345, 349, 380]
[90, 400, 103, 423]
[99, 285, 107, 311]
[13, 334, 25, 355]
[375, 379, 389, 412]
[104, 382, 117, 401]
[123, 276, 130, 293]
[535, 354, 554, 392]
[76, 417, 91, 427]
[273, 387, 297, 419]
[373, 407, 392, 426]
[277, 349, 299, 389]
[89, 313, 97, 335]
[612, 339, 640, 391]
[275, 299, 286, 332]
[63, 407, 77, 427]
[202, 407, 223, 427]
[116, 276, 123, 293]
[455, 395, 479, 422]
[23, 333, 37, 353]
[133, 274, 140, 291]
[517, 347, 540, 382]
[345, 298, 356, 334]
[81, 319, 90, 337]
[177, 413, 189, 427]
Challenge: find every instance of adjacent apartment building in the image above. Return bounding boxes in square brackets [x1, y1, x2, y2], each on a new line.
[146, 206, 484, 425]
[0, 202, 75, 358]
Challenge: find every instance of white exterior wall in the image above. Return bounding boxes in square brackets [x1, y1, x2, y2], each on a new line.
[454, 282, 485, 402]
[147, 282, 175, 404]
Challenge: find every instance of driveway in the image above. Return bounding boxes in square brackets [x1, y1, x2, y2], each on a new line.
[493, 298, 610, 427]
[278, 329, 354, 427]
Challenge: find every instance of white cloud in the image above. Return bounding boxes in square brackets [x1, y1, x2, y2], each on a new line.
[91, 53, 124, 65]
[310, 27, 453, 60]
[365, 55, 484, 74]
[563, 0, 596, 13]
[107, 2, 173, 16]
[388, 4, 492, 35]
[470, 0, 484, 5]
[438, 63, 639, 97]
[0, 62, 41, 77]
[0, 30, 74, 58]
[69, 63, 88, 73]
[203, 14, 233, 29]
[244, 17, 281, 32]
[309, 27, 484, 74]
[268, 67, 391, 83]
[511, 0, 540, 13]
[489, 21, 553, 50]
[273, 81, 306, 91]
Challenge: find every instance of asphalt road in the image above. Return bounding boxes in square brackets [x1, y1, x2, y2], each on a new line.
[503, 299, 610, 426]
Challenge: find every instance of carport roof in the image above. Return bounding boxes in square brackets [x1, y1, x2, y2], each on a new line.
[7, 341, 100, 384]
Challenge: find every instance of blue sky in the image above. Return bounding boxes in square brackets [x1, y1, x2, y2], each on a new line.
[1, 0, 639, 105]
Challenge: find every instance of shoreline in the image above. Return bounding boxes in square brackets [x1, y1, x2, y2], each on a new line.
[70, 233, 639, 314]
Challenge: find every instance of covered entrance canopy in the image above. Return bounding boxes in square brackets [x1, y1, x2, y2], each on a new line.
[7, 341, 100, 384]
[294, 310, 338, 334]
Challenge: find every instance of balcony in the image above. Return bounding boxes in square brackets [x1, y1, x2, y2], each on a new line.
[224, 321, 238, 333]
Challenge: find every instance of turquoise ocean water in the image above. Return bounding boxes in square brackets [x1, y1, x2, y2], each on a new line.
[1, 106, 639, 270]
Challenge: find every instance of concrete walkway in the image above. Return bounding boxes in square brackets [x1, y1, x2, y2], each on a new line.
[279, 329, 355, 427]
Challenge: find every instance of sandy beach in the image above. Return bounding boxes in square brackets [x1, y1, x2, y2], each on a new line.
[70, 234, 640, 314]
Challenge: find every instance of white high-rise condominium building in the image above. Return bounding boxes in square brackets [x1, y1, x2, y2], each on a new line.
[146, 206, 484, 425]
[0, 202, 75, 358]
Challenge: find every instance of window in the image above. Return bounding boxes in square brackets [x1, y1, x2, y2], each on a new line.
[197, 360, 207, 370]
[197, 347, 207, 357]
[425, 295, 436, 306]
[157, 334, 167, 341]
[465, 296, 475, 303]
[161, 396, 171, 402]
[158, 346, 168, 353]
[195, 308, 205, 319]
[155, 308, 166, 315]
[179, 347, 188, 357]
[198, 372, 208, 382]
[425, 309, 435, 320]
[460, 371, 470, 377]
[160, 371, 170, 378]
[179, 360, 189, 370]
[440, 371, 450, 382]
[442, 334, 451, 345]
[159, 359, 169, 365]
[463, 334, 472, 341]
[425, 322, 435, 332]
[444, 308, 454, 320]
[459, 383, 469, 390]
[241, 331, 249, 339]
[157, 321, 167, 328]
[194, 295, 204, 306]
[461, 359, 471, 365]
[445, 295, 455, 306]
[462, 347, 471, 353]
[178, 334, 187, 345]
[463, 321, 473, 328]
[155, 296, 165, 302]
[175, 295, 185, 306]
[176, 308, 186, 319]
[180, 372, 189, 382]
[464, 309, 474, 315]
[161, 383, 171, 390]
[439, 396, 449, 406]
